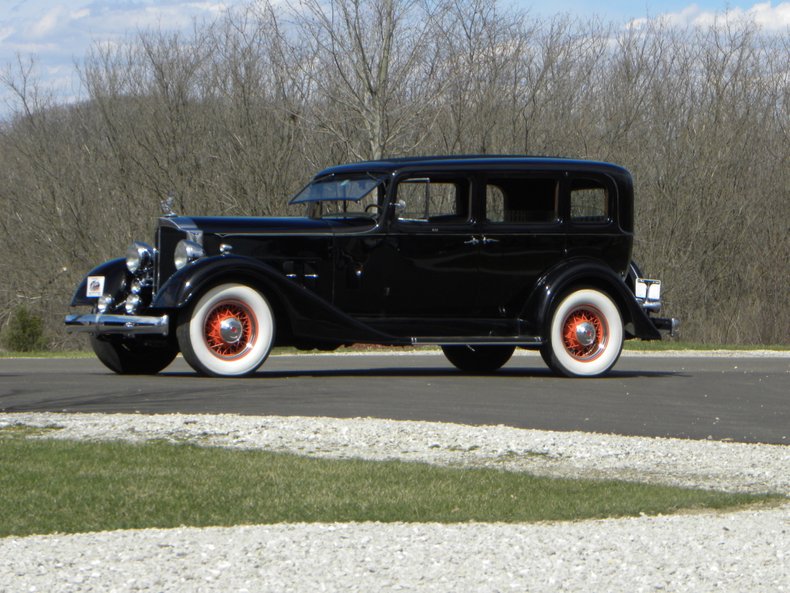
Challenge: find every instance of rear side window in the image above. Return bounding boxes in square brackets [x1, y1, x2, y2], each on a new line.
[485, 177, 559, 224]
[570, 179, 609, 223]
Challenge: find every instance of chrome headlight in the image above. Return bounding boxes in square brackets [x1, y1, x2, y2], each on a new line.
[125, 294, 142, 314]
[126, 241, 155, 274]
[174, 239, 205, 270]
[97, 295, 114, 313]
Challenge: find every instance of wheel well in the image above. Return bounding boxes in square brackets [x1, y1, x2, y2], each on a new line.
[549, 278, 634, 333]
[179, 273, 294, 342]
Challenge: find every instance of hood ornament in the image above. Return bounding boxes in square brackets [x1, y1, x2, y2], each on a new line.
[161, 192, 176, 217]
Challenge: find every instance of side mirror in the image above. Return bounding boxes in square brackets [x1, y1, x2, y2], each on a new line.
[393, 200, 406, 211]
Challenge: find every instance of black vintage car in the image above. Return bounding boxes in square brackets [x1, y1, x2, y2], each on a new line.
[66, 156, 677, 378]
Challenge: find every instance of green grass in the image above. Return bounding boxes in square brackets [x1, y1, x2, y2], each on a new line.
[0, 350, 94, 358]
[0, 432, 778, 538]
[623, 341, 789, 351]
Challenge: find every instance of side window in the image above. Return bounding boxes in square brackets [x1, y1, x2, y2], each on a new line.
[570, 179, 609, 223]
[486, 186, 506, 222]
[485, 177, 558, 224]
[395, 176, 470, 223]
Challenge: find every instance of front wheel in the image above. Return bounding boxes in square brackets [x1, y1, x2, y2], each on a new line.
[177, 283, 275, 377]
[90, 335, 178, 375]
[541, 289, 623, 378]
[442, 345, 515, 373]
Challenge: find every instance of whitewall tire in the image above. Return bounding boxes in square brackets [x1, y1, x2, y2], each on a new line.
[541, 288, 623, 378]
[177, 283, 275, 377]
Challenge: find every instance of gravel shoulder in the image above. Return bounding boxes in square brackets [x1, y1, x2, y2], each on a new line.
[1, 412, 788, 592]
[2, 412, 789, 494]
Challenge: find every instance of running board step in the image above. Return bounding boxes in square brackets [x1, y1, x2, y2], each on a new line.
[410, 336, 542, 346]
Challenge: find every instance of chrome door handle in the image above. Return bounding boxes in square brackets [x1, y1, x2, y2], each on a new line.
[464, 237, 480, 246]
[482, 236, 499, 245]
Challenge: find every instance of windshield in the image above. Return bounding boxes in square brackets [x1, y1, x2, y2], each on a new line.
[290, 173, 385, 219]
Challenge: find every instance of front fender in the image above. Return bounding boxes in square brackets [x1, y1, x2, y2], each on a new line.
[69, 258, 129, 307]
[152, 255, 288, 309]
[522, 258, 661, 340]
[151, 255, 392, 344]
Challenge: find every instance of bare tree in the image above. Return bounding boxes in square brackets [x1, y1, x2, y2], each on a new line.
[282, 0, 450, 161]
[0, 0, 787, 346]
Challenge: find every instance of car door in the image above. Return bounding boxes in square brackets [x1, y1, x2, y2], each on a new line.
[334, 172, 480, 334]
[476, 173, 566, 320]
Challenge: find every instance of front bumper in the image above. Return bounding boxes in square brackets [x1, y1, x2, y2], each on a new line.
[64, 313, 170, 336]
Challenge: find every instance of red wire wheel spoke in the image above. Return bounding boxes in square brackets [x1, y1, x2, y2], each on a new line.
[561, 306, 607, 361]
[203, 301, 256, 359]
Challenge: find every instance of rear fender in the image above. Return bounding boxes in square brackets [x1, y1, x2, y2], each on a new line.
[522, 259, 661, 340]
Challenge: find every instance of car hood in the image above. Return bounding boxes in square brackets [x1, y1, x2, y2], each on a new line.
[160, 216, 367, 236]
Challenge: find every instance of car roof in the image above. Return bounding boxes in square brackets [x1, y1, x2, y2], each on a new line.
[313, 155, 631, 179]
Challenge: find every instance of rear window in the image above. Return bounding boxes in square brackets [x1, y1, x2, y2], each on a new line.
[570, 179, 609, 223]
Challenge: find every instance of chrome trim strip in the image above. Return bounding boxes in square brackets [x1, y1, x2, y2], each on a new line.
[64, 313, 169, 336]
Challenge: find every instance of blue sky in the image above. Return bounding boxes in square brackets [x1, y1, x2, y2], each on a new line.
[526, 0, 789, 22]
[1, 0, 788, 113]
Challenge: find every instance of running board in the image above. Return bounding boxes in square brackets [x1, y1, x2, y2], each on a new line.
[410, 336, 543, 346]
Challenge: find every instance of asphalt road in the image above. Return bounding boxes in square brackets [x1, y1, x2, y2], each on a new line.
[0, 352, 787, 444]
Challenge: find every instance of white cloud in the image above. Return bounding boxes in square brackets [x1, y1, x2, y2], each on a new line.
[631, 2, 790, 32]
[0, 26, 15, 43]
[28, 6, 67, 39]
[77, 2, 226, 32]
[0, 0, 236, 117]
[747, 1, 790, 28]
[71, 8, 92, 20]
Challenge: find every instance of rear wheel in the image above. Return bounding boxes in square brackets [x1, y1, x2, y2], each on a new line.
[90, 334, 178, 375]
[177, 283, 275, 377]
[442, 345, 515, 373]
[541, 288, 623, 377]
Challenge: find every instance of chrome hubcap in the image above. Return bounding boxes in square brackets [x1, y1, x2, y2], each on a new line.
[575, 321, 597, 347]
[219, 317, 243, 344]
